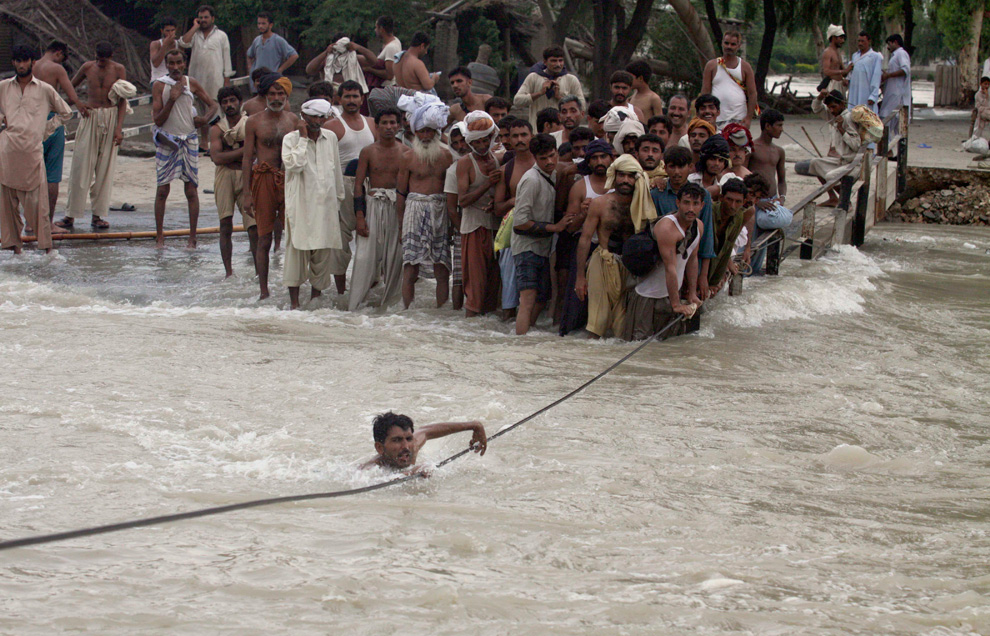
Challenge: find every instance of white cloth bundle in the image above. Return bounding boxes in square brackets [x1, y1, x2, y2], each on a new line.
[324, 37, 369, 93]
[108, 79, 138, 115]
[599, 105, 638, 133]
[612, 117, 645, 154]
[301, 99, 334, 117]
[397, 91, 442, 116]
[410, 102, 450, 132]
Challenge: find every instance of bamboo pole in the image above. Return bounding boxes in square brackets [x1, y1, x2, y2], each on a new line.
[20, 226, 246, 244]
[801, 126, 823, 158]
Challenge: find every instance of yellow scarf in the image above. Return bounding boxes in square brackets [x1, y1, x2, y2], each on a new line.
[605, 155, 656, 232]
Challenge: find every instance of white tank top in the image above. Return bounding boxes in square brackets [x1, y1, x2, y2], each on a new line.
[635, 215, 701, 299]
[338, 116, 375, 163]
[160, 77, 196, 137]
[151, 40, 169, 82]
[583, 175, 606, 200]
[711, 59, 748, 124]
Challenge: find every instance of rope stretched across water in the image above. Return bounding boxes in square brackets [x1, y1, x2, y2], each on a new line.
[0, 316, 684, 552]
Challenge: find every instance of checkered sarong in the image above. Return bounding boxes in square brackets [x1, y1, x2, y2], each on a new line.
[401, 192, 450, 268]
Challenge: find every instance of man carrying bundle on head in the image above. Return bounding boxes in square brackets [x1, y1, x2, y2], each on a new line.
[456, 111, 503, 317]
[242, 72, 297, 298]
[396, 100, 453, 308]
[151, 48, 217, 248]
[281, 98, 345, 309]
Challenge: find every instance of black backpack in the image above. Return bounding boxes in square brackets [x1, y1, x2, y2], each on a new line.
[621, 219, 661, 277]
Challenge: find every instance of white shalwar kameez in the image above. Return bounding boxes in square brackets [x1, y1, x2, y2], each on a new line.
[880, 46, 912, 142]
[281, 128, 344, 290]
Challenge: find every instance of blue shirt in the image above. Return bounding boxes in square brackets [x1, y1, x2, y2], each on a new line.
[651, 182, 716, 260]
[246, 34, 298, 92]
[848, 49, 882, 113]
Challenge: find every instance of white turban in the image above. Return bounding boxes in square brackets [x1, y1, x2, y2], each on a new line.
[397, 91, 442, 116]
[450, 121, 468, 139]
[599, 105, 638, 133]
[613, 118, 645, 154]
[826, 24, 845, 40]
[301, 99, 334, 117]
[463, 111, 498, 151]
[410, 102, 450, 132]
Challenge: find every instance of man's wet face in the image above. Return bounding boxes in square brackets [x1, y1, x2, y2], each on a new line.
[637, 142, 662, 170]
[587, 152, 612, 176]
[379, 425, 415, 469]
[377, 115, 399, 139]
[560, 101, 583, 130]
[449, 74, 470, 98]
[266, 85, 288, 111]
[510, 126, 532, 152]
[221, 95, 241, 117]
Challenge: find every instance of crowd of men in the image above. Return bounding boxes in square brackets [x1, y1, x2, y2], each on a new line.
[0, 9, 916, 340]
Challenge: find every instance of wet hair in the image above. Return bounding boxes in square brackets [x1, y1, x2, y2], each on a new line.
[760, 108, 785, 130]
[635, 133, 664, 151]
[376, 16, 395, 34]
[678, 182, 707, 201]
[338, 79, 363, 97]
[569, 127, 596, 145]
[537, 107, 560, 132]
[95, 41, 114, 59]
[10, 44, 36, 62]
[543, 46, 565, 61]
[197, 4, 216, 17]
[252, 66, 273, 82]
[886, 33, 904, 47]
[485, 96, 510, 113]
[587, 99, 611, 121]
[743, 173, 770, 196]
[308, 80, 333, 99]
[46, 41, 68, 56]
[257, 11, 273, 23]
[610, 70, 634, 87]
[663, 145, 694, 168]
[626, 59, 652, 82]
[375, 106, 402, 125]
[530, 133, 558, 156]
[373, 411, 414, 444]
[160, 17, 177, 29]
[411, 32, 431, 48]
[216, 86, 242, 103]
[497, 116, 516, 131]
[559, 95, 582, 110]
[721, 177, 748, 197]
[647, 114, 672, 134]
[695, 93, 720, 111]
[509, 118, 533, 133]
[448, 66, 471, 80]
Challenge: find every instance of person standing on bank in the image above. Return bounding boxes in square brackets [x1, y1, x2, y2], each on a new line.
[178, 4, 234, 153]
[880, 34, 911, 149]
[246, 12, 299, 94]
[846, 31, 882, 114]
[150, 17, 179, 83]
[701, 30, 758, 128]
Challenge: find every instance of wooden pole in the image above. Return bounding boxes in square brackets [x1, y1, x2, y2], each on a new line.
[20, 226, 246, 244]
[802, 126, 823, 158]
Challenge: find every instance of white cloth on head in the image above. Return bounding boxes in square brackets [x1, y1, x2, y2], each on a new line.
[613, 118, 645, 154]
[281, 128, 345, 251]
[324, 37, 369, 93]
[463, 111, 497, 142]
[108, 79, 138, 115]
[301, 99, 334, 117]
[397, 91, 442, 116]
[826, 24, 845, 40]
[410, 102, 450, 132]
[599, 105, 638, 133]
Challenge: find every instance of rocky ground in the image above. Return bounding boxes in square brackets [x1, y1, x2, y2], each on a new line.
[887, 183, 990, 225]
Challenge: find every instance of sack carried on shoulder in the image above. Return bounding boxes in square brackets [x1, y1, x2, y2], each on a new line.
[850, 106, 884, 143]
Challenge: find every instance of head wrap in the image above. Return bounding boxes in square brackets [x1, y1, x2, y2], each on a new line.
[721, 122, 753, 150]
[464, 111, 498, 150]
[826, 24, 845, 40]
[688, 118, 717, 137]
[410, 102, 450, 132]
[301, 99, 334, 117]
[583, 138, 614, 159]
[604, 154, 656, 233]
[368, 85, 417, 117]
[448, 121, 469, 159]
[599, 105, 638, 133]
[613, 118, 645, 154]
[258, 73, 293, 97]
[699, 135, 731, 171]
[397, 91, 442, 116]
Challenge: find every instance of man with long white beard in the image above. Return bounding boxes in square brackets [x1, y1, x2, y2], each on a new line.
[281, 99, 345, 309]
[396, 101, 453, 308]
[456, 111, 502, 316]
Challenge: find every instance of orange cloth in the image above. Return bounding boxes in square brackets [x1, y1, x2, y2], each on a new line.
[687, 117, 717, 137]
[251, 162, 284, 236]
[275, 77, 293, 96]
[461, 227, 499, 314]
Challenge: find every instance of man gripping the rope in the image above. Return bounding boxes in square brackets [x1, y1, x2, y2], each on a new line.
[360, 411, 486, 472]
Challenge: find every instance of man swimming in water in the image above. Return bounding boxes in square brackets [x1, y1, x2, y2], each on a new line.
[360, 411, 486, 471]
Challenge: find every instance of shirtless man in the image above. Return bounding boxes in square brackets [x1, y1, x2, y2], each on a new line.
[359, 411, 486, 473]
[32, 41, 87, 231]
[574, 160, 639, 339]
[667, 94, 690, 142]
[493, 119, 535, 320]
[394, 32, 440, 93]
[326, 80, 377, 294]
[242, 67, 273, 116]
[626, 60, 664, 123]
[748, 109, 786, 205]
[821, 25, 850, 94]
[349, 107, 410, 310]
[448, 67, 491, 121]
[396, 103, 453, 308]
[149, 17, 178, 82]
[59, 42, 129, 230]
[210, 86, 257, 278]
[609, 71, 646, 123]
[242, 73, 298, 299]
